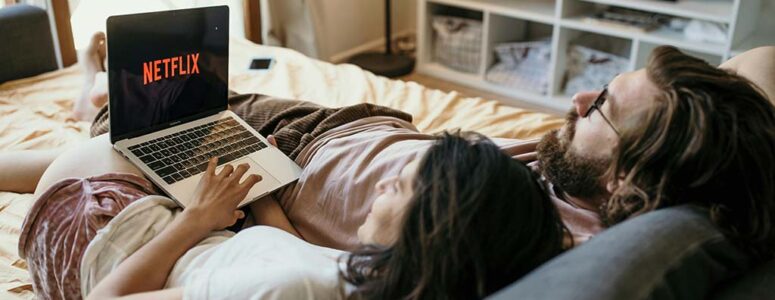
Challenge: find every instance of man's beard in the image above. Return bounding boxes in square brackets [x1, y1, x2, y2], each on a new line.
[536, 109, 610, 199]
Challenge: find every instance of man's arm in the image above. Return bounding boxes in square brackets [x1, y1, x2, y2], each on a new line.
[720, 46, 775, 103]
[248, 134, 302, 238]
[249, 195, 302, 238]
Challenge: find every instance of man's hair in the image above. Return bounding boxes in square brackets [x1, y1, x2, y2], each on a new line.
[603, 46, 775, 260]
[341, 132, 567, 299]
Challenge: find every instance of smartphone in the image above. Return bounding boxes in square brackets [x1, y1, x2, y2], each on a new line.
[249, 58, 274, 70]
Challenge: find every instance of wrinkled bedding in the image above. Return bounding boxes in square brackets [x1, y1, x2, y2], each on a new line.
[0, 36, 562, 299]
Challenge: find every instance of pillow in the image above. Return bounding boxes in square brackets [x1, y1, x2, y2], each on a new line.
[712, 259, 775, 299]
[489, 204, 751, 300]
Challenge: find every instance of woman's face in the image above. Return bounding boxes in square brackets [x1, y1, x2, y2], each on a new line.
[357, 159, 420, 246]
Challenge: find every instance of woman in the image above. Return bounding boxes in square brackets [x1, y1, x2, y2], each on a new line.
[18, 131, 566, 299]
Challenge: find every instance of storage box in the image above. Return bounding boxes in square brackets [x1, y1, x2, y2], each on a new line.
[432, 15, 482, 74]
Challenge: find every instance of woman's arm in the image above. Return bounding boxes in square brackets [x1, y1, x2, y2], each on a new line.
[86, 157, 261, 300]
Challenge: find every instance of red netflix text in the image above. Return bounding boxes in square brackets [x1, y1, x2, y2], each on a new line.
[143, 53, 200, 85]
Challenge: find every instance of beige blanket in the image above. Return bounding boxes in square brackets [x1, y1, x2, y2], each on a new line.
[0, 36, 561, 299]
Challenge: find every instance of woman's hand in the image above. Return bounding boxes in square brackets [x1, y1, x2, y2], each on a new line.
[183, 157, 262, 231]
[267, 135, 278, 147]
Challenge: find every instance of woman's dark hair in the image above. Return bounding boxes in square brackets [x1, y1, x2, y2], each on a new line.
[341, 131, 567, 299]
[603, 46, 775, 261]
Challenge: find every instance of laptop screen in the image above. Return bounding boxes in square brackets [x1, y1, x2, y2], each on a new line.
[107, 6, 229, 143]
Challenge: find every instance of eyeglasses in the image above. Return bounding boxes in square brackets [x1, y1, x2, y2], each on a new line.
[583, 85, 620, 136]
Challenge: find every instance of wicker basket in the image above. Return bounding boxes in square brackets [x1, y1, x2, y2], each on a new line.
[432, 15, 482, 74]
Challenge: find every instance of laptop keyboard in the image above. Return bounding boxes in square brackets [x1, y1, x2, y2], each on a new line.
[127, 117, 267, 184]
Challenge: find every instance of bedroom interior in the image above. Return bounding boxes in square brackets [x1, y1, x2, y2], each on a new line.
[1, 0, 774, 299]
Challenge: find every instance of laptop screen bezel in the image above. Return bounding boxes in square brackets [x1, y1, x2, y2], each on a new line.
[106, 6, 229, 144]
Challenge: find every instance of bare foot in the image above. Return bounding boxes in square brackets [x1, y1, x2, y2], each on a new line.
[90, 73, 108, 108]
[73, 32, 107, 122]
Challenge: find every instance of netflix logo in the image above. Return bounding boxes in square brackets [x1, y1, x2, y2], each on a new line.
[143, 53, 200, 85]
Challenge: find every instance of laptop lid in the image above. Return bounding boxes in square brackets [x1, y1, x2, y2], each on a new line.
[106, 6, 229, 144]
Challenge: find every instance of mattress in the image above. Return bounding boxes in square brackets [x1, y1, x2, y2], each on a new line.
[0, 36, 562, 299]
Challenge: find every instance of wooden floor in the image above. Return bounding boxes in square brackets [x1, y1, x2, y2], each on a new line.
[398, 72, 564, 117]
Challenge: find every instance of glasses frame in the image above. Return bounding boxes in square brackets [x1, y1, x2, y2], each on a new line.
[583, 85, 621, 136]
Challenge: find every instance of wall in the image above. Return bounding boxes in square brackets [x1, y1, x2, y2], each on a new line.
[315, 0, 417, 62]
[70, 0, 245, 50]
[68, 0, 418, 63]
[262, 0, 417, 62]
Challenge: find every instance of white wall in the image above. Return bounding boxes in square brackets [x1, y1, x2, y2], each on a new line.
[314, 0, 417, 62]
[263, 0, 417, 62]
[70, 0, 245, 50]
[69, 0, 418, 63]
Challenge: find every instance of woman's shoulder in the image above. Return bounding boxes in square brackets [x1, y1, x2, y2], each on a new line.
[181, 226, 351, 299]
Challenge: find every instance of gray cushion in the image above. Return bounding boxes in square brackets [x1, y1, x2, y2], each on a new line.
[712, 259, 775, 299]
[489, 205, 753, 300]
[0, 4, 58, 83]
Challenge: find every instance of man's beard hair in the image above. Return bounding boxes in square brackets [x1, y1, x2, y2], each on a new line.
[536, 110, 610, 199]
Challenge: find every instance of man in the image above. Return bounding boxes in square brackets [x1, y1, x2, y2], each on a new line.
[537, 45, 775, 260]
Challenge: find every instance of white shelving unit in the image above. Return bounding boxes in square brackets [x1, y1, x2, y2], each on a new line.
[416, 0, 775, 113]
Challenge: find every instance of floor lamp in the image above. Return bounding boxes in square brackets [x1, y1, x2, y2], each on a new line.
[348, 0, 415, 78]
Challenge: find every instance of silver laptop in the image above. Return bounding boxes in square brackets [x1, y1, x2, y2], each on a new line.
[106, 6, 302, 208]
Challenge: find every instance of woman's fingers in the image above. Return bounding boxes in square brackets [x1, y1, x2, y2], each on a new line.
[267, 135, 278, 147]
[234, 210, 245, 220]
[217, 164, 234, 178]
[206, 157, 218, 175]
[230, 163, 250, 181]
[239, 174, 261, 190]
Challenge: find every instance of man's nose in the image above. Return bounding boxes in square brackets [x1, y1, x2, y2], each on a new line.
[573, 91, 600, 117]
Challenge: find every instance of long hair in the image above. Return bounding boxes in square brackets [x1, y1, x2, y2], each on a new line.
[341, 132, 567, 299]
[603, 46, 775, 260]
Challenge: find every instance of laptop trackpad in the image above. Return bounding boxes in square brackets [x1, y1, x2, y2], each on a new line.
[214, 157, 281, 207]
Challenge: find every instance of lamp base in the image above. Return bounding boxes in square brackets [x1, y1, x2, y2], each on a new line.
[348, 52, 415, 78]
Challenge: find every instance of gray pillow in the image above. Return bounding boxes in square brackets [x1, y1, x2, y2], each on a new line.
[489, 205, 752, 300]
[712, 259, 775, 299]
[0, 4, 57, 83]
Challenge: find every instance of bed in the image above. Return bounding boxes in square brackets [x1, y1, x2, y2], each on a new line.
[0, 36, 562, 299]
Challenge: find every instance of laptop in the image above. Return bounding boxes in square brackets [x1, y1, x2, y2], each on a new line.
[106, 6, 302, 208]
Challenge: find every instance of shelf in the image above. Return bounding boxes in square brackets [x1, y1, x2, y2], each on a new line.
[561, 17, 727, 55]
[730, 9, 775, 57]
[732, 32, 775, 57]
[417, 0, 763, 113]
[419, 62, 484, 85]
[577, 0, 734, 23]
[635, 41, 723, 69]
[429, 0, 556, 24]
[417, 62, 571, 112]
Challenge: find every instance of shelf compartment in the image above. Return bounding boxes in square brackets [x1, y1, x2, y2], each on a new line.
[485, 14, 554, 95]
[731, 30, 775, 57]
[635, 41, 723, 69]
[427, 2, 485, 74]
[560, 17, 727, 55]
[577, 0, 734, 23]
[730, 1, 774, 57]
[416, 62, 572, 112]
[554, 28, 633, 97]
[429, 0, 556, 24]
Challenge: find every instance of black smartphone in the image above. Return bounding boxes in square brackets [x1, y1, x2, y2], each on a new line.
[249, 58, 274, 70]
